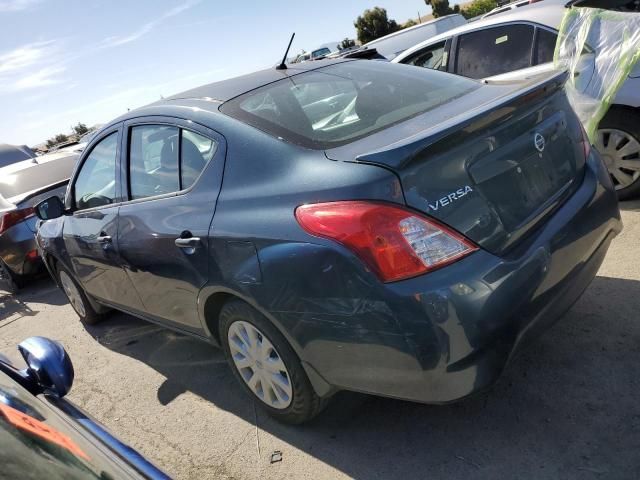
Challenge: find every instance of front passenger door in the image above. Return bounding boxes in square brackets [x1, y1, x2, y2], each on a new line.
[63, 128, 143, 309]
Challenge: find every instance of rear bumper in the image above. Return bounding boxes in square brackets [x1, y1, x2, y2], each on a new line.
[296, 151, 621, 402]
[0, 218, 40, 276]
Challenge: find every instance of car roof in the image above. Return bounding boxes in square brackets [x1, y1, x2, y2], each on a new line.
[363, 14, 465, 48]
[393, 0, 567, 63]
[159, 58, 351, 106]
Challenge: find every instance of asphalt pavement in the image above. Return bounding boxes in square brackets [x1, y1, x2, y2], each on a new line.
[1, 200, 639, 480]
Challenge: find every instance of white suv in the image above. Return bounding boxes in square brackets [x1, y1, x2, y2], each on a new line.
[393, 0, 640, 199]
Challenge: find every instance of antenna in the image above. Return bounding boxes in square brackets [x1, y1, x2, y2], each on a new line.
[276, 32, 295, 70]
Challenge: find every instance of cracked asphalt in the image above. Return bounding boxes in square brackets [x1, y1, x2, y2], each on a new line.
[1, 200, 639, 480]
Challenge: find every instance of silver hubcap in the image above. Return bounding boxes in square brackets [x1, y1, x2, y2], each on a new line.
[595, 128, 640, 190]
[59, 271, 86, 317]
[227, 321, 292, 409]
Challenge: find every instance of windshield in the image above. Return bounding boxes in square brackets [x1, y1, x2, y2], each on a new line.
[312, 48, 331, 58]
[0, 145, 33, 169]
[221, 61, 479, 149]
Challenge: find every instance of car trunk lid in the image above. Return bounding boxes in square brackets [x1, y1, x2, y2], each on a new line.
[325, 71, 587, 255]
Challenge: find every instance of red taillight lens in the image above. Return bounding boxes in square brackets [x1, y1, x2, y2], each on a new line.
[295, 201, 478, 282]
[0, 207, 35, 235]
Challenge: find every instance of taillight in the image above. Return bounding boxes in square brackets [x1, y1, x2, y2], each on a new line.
[0, 207, 34, 235]
[295, 201, 478, 282]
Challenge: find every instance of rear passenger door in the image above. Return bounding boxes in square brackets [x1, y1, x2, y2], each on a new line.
[116, 117, 226, 332]
[453, 23, 535, 79]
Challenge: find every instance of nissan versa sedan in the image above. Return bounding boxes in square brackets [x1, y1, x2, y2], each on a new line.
[35, 59, 621, 424]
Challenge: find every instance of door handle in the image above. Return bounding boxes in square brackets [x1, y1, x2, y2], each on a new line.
[174, 237, 201, 248]
[97, 234, 112, 244]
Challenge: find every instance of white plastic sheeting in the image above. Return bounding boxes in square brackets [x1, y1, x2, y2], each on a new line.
[554, 7, 640, 141]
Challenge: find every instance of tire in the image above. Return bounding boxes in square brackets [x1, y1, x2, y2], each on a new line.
[597, 107, 640, 200]
[0, 259, 21, 294]
[56, 265, 103, 325]
[219, 300, 327, 424]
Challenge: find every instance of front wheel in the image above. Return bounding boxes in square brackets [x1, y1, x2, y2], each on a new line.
[57, 265, 103, 325]
[219, 300, 327, 424]
[596, 108, 640, 200]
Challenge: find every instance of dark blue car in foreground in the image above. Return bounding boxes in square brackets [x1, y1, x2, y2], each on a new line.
[34, 59, 621, 423]
[0, 337, 169, 479]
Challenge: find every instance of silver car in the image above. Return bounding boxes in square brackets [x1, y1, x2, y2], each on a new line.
[0, 150, 77, 292]
[393, 0, 640, 198]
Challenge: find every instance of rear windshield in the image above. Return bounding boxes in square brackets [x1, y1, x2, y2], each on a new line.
[221, 61, 479, 149]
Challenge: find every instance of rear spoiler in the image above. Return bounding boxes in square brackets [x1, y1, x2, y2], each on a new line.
[353, 70, 569, 169]
[7, 179, 69, 208]
[565, 0, 640, 10]
[342, 48, 387, 60]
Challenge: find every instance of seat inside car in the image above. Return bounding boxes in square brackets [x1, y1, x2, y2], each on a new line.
[181, 137, 206, 188]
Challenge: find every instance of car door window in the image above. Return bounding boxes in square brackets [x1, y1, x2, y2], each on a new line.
[456, 24, 535, 79]
[404, 41, 448, 70]
[129, 125, 179, 199]
[73, 132, 117, 210]
[536, 28, 558, 65]
[181, 129, 217, 189]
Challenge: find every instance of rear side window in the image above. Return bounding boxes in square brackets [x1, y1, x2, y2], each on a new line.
[128, 125, 216, 199]
[456, 24, 535, 78]
[181, 130, 217, 189]
[403, 41, 448, 70]
[74, 133, 118, 210]
[536, 28, 558, 65]
[221, 61, 479, 149]
[130, 126, 179, 199]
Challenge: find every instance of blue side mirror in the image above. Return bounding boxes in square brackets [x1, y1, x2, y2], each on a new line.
[18, 337, 74, 397]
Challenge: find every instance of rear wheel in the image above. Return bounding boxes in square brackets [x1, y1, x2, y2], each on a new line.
[57, 266, 103, 325]
[597, 108, 640, 200]
[219, 300, 327, 424]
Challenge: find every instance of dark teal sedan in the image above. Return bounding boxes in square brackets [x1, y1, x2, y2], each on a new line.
[34, 59, 621, 424]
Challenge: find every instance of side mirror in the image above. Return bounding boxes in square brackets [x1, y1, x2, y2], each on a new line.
[34, 195, 65, 220]
[18, 336, 74, 397]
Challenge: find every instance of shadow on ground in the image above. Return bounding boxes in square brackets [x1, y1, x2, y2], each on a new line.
[84, 275, 640, 479]
[619, 198, 640, 212]
[0, 276, 66, 322]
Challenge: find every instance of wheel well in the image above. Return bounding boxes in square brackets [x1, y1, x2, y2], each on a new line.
[203, 292, 235, 343]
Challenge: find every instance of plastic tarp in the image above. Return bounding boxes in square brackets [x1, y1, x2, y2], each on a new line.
[554, 7, 640, 141]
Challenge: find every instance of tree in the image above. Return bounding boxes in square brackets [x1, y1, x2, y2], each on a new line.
[73, 122, 89, 135]
[424, 0, 460, 18]
[54, 133, 69, 144]
[354, 7, 400, 44]
[338, 38, 356, 50]
[402, 19, 418, 29]
[460, 0, 497, 19]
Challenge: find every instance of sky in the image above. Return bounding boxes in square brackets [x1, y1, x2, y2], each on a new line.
[0, 0, 453, 146]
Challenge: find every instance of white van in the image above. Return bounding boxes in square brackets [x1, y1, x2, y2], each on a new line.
[359, 14, 467, 61]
